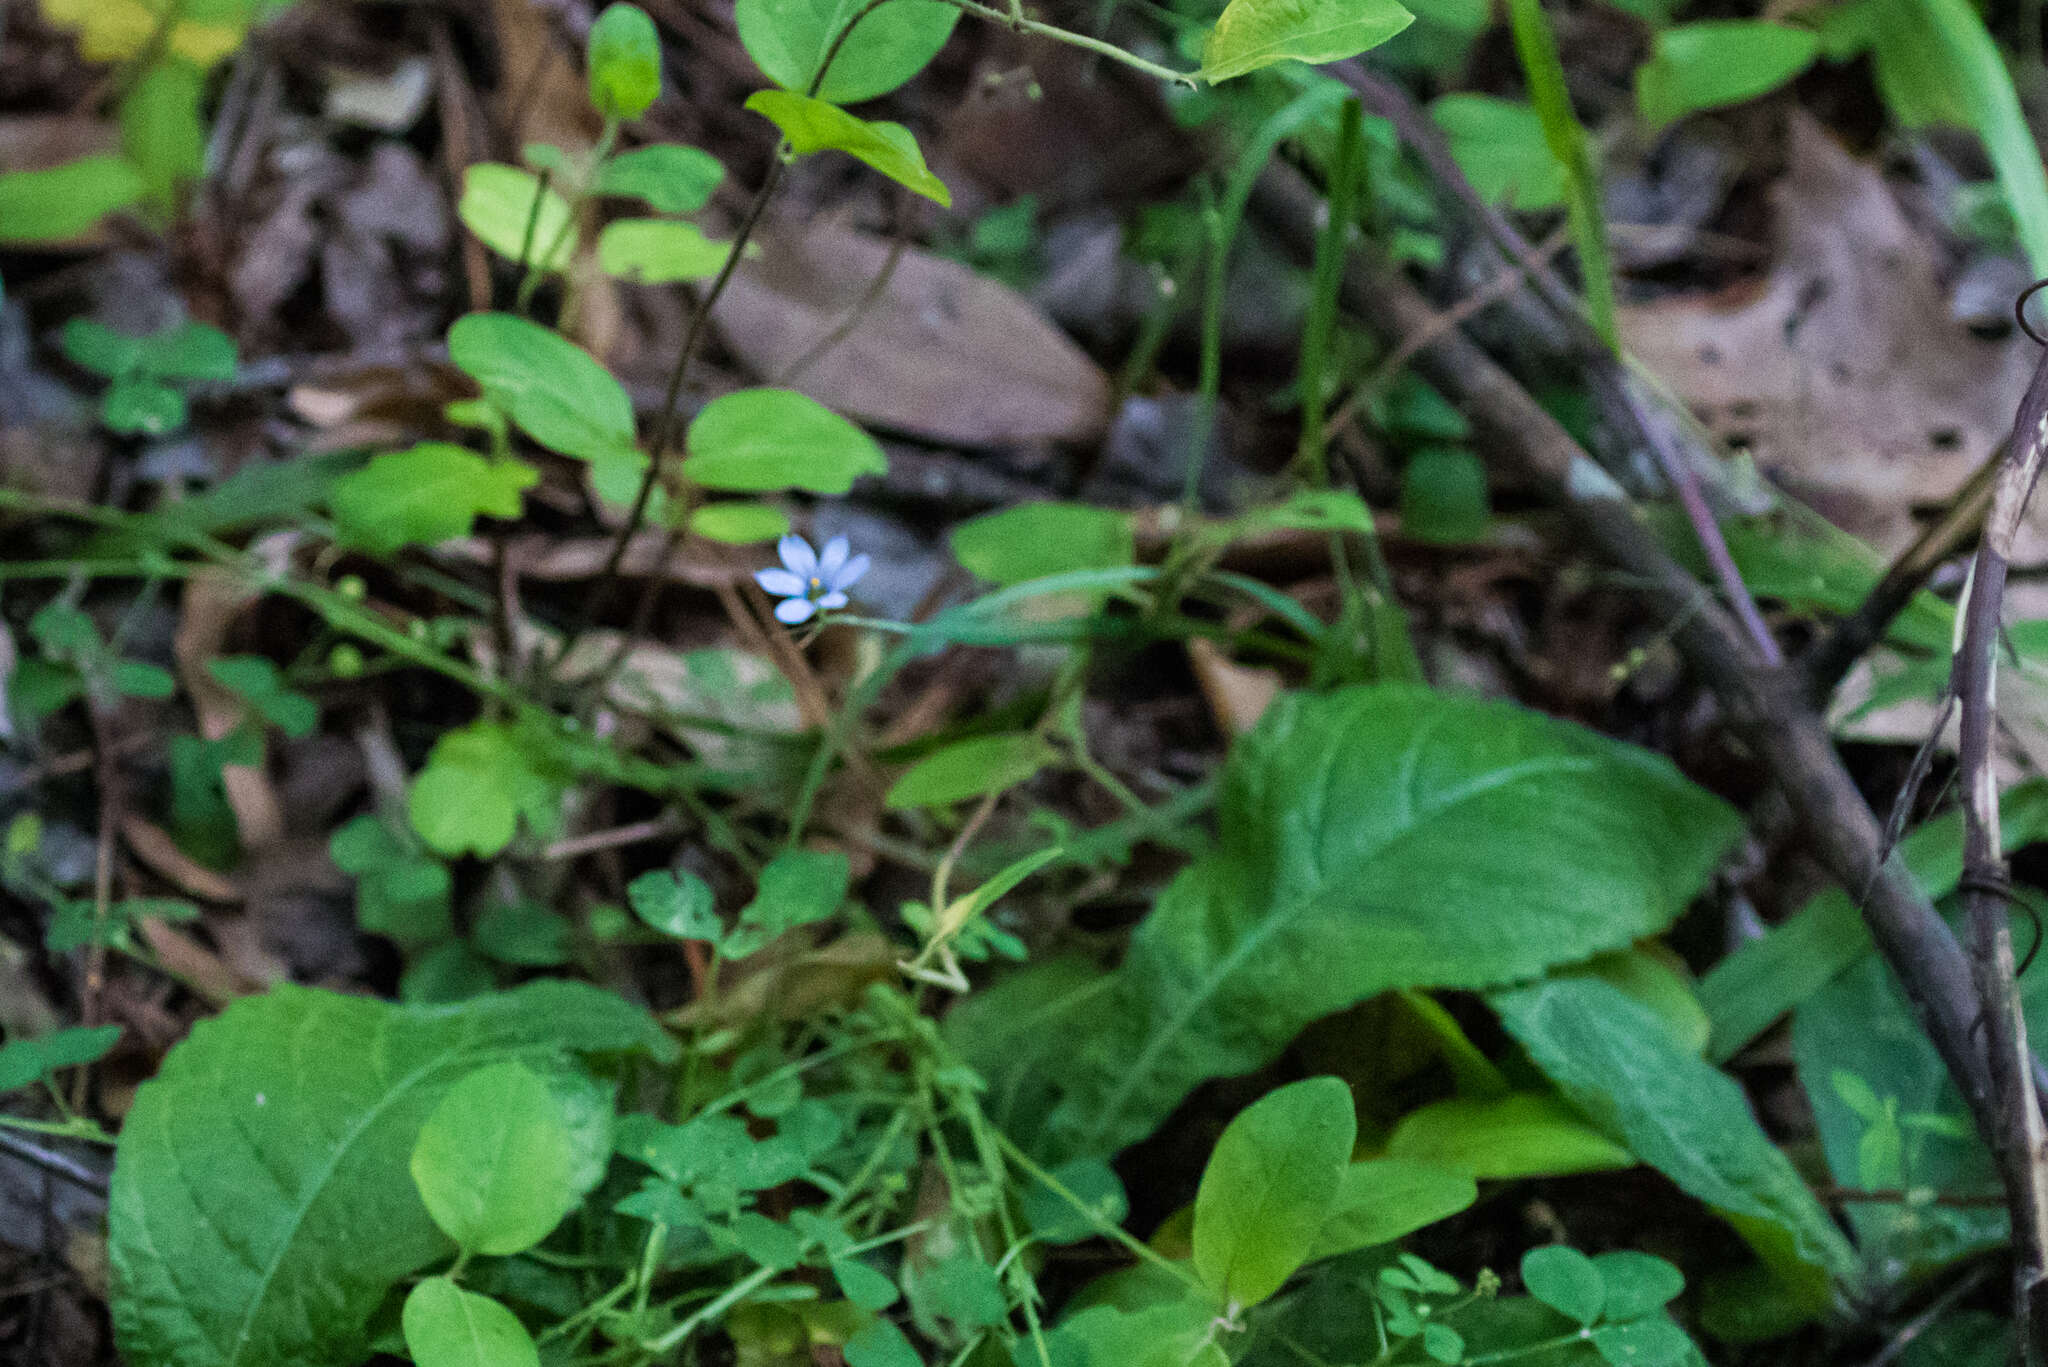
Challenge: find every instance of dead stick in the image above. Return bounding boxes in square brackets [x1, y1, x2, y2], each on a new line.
[1952, 340, 2048, 1354]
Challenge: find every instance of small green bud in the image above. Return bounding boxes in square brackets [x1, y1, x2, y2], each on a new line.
[588, 4, 661, 119]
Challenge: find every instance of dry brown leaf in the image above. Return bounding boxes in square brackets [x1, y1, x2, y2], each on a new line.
[1620, 113, 2041, 559]
[484, 0, 598, 157]
[1186, 637, 1281, 736]
[120, 815, 241, 903]
[712, 220, 1112, 447]
[172, 567, 285, 850]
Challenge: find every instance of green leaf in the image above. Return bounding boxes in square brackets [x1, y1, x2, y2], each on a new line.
[329, 815, 453, 945]
[1634, 22, 1819, 130]
[1193, 1077, 1356, 1309]
[401, 1279, 540, 1367]
[121, 60, 206, 212]
[0, 1024, 123, 1093]
[408, 720, 561, 858]
[682, 387, 886, 493]
[457, 164, 576, 272]
[734, 0, 958, 103]
[728, 847, 849, 954]
[587, 3, 662, 119]
[1199, 0, 1414, 81]
[1388, 1092, 1635, 1178]
[690, 500, 789, 543]
[447, 312, 637, 464]
[410, 1060, 597, 1255]
[329, 443, 537, 555]
[595, 143, 724, 212]
[471, 899, 575, 966]
[111, 659, 177, 699]
[743, 90, 951, 206]
[950, 503, 1134, 586]
[1591, 1317, 1696, 1367]
[967, 684, 1742, 1159]
[109, 981, 674, 1367]
[205, 656, 319, 738]
[1400, 445, 1490, 545]
[1306, 1159, 1478, 1260]
[0, 156, 146, 245]
[138, 321, 238, 381]
[886, 731, 1055, 809]
[833, 1258, 901, 1309]
[61, 318, 147, 377]
[597, 217, 728, 282]
[1521, 1245, 1604, 1325]
[1022, 1157, 1129, 1245]
[844, 1317, 924, 1367]
[1699, 780, 2048, 1061]
[103, 376, 187, 434]
[1493, 975, 1858, 1282]
[627, 869, 721, 940]
[1594, 1251, 1685, 1321]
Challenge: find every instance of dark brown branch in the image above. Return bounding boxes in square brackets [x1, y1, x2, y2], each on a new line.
[1249, 158, 2001, 1157]
[1804, 443, 2003, 706]
[1952, 349, 2048, 1353]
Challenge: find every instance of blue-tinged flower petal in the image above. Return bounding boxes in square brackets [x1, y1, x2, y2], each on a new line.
[774, 595, 818, 624]
[776, 534, 818, 577]
[816, 591, 849, 611]
[831, 553, 870, 591]
[755, 568, 807, 597]
[818, 535, 850, 577]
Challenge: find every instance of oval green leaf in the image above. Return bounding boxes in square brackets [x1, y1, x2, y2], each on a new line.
[886, 731, 1055, 809]
[402, 1278, 540, 1367]
[735, 0, 958, 104]
[689, 500, 789, 543]
[329, 443, 537, 555]
[1521, 1245, 1604, 1326]
[588, 3, 662, 119]
[682, 387, 886, 493]
[744, 90, 950, 206]
[457, 164, 576, 271]
[0, 155, 146, 245]
[1306, 1159, 1478, 1260]
[409, 1060, 589, 1256]
[1635, 21, 1819, 130]
[447, 312, 637, 463]
[1386, 1091, 1635, 1179]
[598, 217, 728, 283]
[1192, 1076, 1356, 1309]
[1199, 0, 1414, 82]
[950, 502, 1134, 586]
[595, 142, 724, 212]
[1428, 95, 1566, 211]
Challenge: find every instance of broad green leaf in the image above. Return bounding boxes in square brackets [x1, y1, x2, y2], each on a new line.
[1050, 1299, 1228, 1367]
[0, 1024, 123, 1092]
[1582, 947, 1710, 1056]
[1199, 0, 1414, 81]
[627, 869, 721, 940]
[471, 899, 575, 966]
[1521, 1245, 1603, 1325]
[402, 1279, 539, 1367]
[1387, 1091, 1635, 1178]
[597, 217, 728, 282]
[103, 376, 186, 435]
[950, 503, 1134, 586]
[1306, 1159, 1478, 1260]
[690, 500, 789, 543]
[844, 1317, 924, 1367]
[682, 387, 885, 493]
[329, 443, 537, 555]
[137, 321, 237, 381]
[60, 318, 147, 377]
[205, 655, 318, 738]
[1492, 975, 1858, 1282]
[587, 3, 662, 119]
[1021, 1158, 1129, 1245]
[1699, 780, 2048, 1061]
[1792, 952, 2006, 1276]
[410, 1060, 592, 1255]
[447, 312, 637, 464]
[964, 684, 1741, 1159]
[408, 720, 561, 857]
[886, 731, 1055, 809]
[1193, 1077, 1356, 1309]
[1400, 445, 1489, 545]
[728, 848, 849, 954]
[329, 815, 452, 944]
[109, 981, 674, 1367]
[734, 0, 957, 103]
[457, 164, 576, 271]
[0, 155, 146, 244]
[1591, 1317, 1696, 1367]
[1635, 21, 1819, 130]
[744, 90, 951, 206]
[595, 143, 724, 212]
[1595, 1252, 1685, 1321]
[121, 60, 205, 212]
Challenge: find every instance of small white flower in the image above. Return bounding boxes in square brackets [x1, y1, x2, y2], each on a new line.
[754, 534, 870, 625]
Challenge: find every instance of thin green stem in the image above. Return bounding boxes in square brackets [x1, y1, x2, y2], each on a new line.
[939, 0, 1198, 85]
